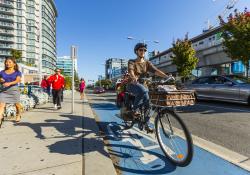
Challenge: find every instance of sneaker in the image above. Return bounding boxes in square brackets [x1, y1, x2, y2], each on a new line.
[57, 106, 61, 109]
[54, 104, 57, 109]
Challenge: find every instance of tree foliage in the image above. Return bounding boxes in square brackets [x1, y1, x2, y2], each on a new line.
[219, 8, 250, 77]
[10, 49, 22, 61]
[60, 69, 80, 90]
[64, 76, 72, 90]
[74, 70, 80, 89]
[171, 35, 199, 80]
[95, 79, 112, 89]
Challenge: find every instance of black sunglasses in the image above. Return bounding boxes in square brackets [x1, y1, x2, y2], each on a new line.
[138, 48, 147, 52]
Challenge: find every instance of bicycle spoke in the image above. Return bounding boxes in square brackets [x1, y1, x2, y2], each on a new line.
[155, 110, 193, 166]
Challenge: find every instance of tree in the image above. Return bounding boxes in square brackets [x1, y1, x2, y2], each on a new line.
[74, 70, 80, 90]
[171, 34, 199, 82]
[61, 69, 80, 90]
[219, 8, 250, 77]
[95, 79, 112, 89]
[64, 76, 72, 90]
[10, 49, 22, 61]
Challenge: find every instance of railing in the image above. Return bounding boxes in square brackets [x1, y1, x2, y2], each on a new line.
[0, 36, 14, 42]
[0, 29, 14, 35]
[0, 0, 14, 7]
[0, 21, 14, 28]
[0, 13, 13, 21]
[0, 51, 10, 56]
[0, 44, 12, 49]
[0, 6, 13, 14]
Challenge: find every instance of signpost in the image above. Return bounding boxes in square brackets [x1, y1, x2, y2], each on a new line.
[71, 45, 77, 114]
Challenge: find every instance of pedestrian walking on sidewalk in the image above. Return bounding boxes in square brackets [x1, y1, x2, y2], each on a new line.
[0, 57, 22, 127]
[48, 68, 65, 110]
[79, 78, 85, 100]
[41, 75, 51, 96]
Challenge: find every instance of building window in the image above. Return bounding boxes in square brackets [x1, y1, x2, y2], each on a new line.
[17, 3, 22, 8]
[17, 23, 22, 29]
[17, 37, 22, 42]
[17, 44, 22, 49]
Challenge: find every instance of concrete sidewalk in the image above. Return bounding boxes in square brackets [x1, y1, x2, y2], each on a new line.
[0, 93, 116, 175]
[83, 97, 117, 175]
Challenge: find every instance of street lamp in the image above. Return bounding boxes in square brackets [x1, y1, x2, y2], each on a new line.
[127, 36, 159, 44]
[127, 36, 160, 59]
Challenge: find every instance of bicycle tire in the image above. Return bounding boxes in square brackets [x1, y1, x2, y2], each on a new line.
[155, 109, 193, 167]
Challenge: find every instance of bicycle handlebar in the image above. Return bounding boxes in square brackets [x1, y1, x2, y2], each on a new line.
[139, 75, 175, 84]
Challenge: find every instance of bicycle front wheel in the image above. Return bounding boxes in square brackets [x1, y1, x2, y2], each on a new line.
[155, 109, 193, 167]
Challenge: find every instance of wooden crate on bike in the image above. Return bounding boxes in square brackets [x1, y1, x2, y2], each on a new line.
[149, 90, 195, 107]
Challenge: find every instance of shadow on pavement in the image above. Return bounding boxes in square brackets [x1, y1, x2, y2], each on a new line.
[16, 114, 112, 159]
[107, 144, 176, 174]
[93, 119, 177, 174]
[83, 115, 110, 158]
[16, 114, 83, 155]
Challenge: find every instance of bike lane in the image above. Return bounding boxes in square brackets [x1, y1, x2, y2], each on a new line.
[90, 102, 250, 175]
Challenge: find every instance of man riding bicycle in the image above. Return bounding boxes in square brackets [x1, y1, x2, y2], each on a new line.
[127, 42, 170, 132]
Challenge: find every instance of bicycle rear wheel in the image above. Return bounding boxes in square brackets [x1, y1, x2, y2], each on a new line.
[120, 102, 134, 129]
[155, 109, 193, 167]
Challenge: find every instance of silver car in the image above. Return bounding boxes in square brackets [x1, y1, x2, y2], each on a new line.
[185, 75, 250, 104]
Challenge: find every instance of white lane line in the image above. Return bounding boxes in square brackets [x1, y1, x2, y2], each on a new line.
[195, 104, 250, 113]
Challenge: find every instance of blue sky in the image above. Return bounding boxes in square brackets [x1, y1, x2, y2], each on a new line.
[55, 0, 249, 83]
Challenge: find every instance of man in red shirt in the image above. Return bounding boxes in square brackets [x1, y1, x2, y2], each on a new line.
[47, 69, 65, 109]
[41, 75, 51, 96]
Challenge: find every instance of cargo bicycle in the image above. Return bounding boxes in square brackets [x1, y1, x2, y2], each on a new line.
[119, 76, 195, 167]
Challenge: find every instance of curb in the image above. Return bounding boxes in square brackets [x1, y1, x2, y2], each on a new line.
[83, 99, 117, 175]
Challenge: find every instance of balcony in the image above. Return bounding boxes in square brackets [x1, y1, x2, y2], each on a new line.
[0, 13, 13, 21]
[0, 0, 14, 8]
[0, 6, 13, 15]
[0, 28, 13, 36]
[0, 43, 12, 49]
[0, 36, 14, 43]
[0, 21, 13, 29]
[0, 50, 10, 56]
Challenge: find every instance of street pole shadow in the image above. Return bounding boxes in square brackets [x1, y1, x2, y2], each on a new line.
[16, 114, 111, 158]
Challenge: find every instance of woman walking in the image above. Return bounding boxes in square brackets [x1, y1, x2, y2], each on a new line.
[0, 57, 22, 128]
[79, 78, 85, 100]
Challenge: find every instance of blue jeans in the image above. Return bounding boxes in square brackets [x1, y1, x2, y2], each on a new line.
[127, 83, 150, 111]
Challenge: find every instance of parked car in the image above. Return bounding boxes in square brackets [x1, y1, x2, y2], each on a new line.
[184, 75, 250, 104]
[93, 87, 105, 94]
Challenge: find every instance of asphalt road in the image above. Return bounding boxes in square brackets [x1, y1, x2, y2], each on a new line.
[89, 91, 250, 158]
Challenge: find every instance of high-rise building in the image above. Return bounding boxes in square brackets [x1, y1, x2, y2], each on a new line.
[105, 58, 128, 80]
[0, 0, 57, 82]
[56, 56, 78, 77]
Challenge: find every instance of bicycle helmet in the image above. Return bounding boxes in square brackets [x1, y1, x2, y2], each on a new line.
[134, 43, 147, 54]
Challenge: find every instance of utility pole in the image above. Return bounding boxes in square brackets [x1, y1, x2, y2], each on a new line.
[71, 45, 77, 114]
